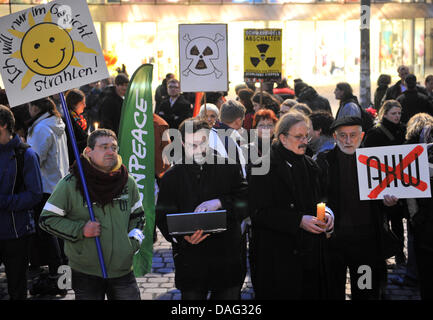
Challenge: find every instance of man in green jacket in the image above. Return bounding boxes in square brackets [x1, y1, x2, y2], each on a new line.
[39, 129, 145, 300]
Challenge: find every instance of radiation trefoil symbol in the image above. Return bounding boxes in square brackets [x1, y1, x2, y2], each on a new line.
[250, 44, 276, 68]
[182, 33, 224, 79]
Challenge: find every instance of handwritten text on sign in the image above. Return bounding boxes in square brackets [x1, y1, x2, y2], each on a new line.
[356, 144, 431, 200]
[0, 0, 109, 107]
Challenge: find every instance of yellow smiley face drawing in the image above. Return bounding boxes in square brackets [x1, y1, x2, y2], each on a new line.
[8, 11, 98, 89]
[21, 22, 74, 76]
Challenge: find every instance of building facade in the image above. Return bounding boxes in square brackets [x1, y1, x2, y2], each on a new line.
[1, 0, 433, 91]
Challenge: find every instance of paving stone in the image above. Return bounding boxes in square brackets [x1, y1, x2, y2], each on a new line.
[148, 277, 170, 283]
[0, 219, 422, 300]
[145, 288, 169, 293]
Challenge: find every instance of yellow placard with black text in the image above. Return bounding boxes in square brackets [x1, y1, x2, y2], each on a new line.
[244, 29, 282, 82]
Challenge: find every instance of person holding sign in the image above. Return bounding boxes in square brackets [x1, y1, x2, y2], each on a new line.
[39, 129, 145, 300]
[316, 116, 399, 300]
[248, 112, 334, 299]
[363, 100, 407, 266]
[156, 118, 248, 300]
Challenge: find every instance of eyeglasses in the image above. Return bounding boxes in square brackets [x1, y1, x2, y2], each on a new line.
[95, 144, 119, 152]
[286, 133, 312, 143]
[336, 132, 360, 141]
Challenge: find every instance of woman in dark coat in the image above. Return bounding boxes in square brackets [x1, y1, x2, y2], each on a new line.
[64, 89, 88, 165]
[363, 100, 406, 148]
[363, 100, 407, 265]
[404, 113, 433, 299]
[248, 112, 334, 300]
[373, 74, 391, 111]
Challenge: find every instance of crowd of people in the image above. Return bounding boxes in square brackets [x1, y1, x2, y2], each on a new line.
[1, 64, 433, 300]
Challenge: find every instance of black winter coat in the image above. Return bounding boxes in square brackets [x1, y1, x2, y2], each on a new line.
[156, 161, 248, 291]
[99, 86, 124, 136]
[384, 80, 428, 101]
[363, 117, 406, 148]
[397, 90, 433, 124]
[157, 95, 192, 129]
[297, 86, 332, 114]
[63, 111, 88, 165]
[248, 142, 332, 299]
[373, 85, 388, 110]
[316, 147, 400, 262]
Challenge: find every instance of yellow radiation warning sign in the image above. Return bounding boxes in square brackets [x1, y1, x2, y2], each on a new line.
[244, 29, 282, 82]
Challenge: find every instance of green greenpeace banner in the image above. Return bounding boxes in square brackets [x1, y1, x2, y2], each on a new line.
[118, 64, 155, 276]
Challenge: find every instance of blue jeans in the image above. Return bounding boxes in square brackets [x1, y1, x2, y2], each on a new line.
[72, 269, 141, 300]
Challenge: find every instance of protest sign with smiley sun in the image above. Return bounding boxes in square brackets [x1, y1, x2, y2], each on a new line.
[0, 0, 109, 107]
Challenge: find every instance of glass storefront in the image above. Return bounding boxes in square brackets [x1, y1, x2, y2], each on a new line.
[1, 1, 433, 91]
[93, 18, 427, 89]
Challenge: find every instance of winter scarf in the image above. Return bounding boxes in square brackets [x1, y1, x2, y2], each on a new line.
[70, 154, 128, 207]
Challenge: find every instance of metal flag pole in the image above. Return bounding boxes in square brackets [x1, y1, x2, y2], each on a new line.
[204, 92, 207, 116]
[59, 92, 108, 279]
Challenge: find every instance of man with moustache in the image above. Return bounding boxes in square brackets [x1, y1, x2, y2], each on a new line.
[156, 118, 248, 300]
[249, 112, 334, 299]
[39, 129, 145, 300]
[316, 116, 399, 300]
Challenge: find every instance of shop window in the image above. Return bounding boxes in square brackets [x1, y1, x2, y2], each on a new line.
[426, 19, 433, 75]
[267, 0, 314, 3]
[120, 0, 156, 3]
[156, 0, 188, 3]
[190, 0, 223, 3]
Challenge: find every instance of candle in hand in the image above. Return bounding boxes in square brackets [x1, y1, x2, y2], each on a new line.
[94, 122, 99, 130]
[317, 202, 326, 223]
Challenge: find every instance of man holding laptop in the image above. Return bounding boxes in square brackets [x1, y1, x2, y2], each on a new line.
[156, 118, 248, 300]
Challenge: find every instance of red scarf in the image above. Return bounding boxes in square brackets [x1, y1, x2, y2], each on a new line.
[71, 110, 87, 132]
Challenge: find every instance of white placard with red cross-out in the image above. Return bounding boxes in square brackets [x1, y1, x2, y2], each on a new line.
[179, 24, 228, 93]
[356, 144, 431, 200]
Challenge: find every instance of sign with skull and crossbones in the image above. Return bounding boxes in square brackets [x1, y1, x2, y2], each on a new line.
[179, 24, 228, 92]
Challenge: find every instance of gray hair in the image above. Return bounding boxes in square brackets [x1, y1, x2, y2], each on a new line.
[198, 103, 219, 119]
[275, 111, 311, 142]
[281, 99, 297, 108]
[220, 100, 246, 124]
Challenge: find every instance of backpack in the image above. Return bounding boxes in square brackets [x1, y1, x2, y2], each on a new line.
[13, 142, 30, 194]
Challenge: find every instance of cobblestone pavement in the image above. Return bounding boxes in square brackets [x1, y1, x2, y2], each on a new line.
[0, 225, 421, 301]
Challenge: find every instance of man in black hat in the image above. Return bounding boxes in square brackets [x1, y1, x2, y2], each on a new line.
[396, 74, 433, 124]
[316, 116, 399, 300]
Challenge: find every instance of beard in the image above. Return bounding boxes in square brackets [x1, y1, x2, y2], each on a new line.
[193, 151, 208, 164]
